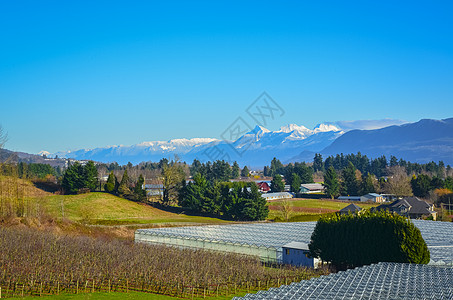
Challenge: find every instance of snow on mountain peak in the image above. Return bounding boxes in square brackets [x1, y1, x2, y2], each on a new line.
[278, 124, 310, 133]
[313, 123, 342, 133]
[38, 150, 50, 156]
[249, 125, 270, 134]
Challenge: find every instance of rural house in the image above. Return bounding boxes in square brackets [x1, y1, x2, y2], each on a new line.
[339, 203, 362, 215]
[373, 197, 437, 220]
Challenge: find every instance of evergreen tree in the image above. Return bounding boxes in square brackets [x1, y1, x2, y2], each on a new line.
[270, 174, 285, 192]
[62, 162, 84, 194]
[118, 169, 131, 197]
[270, 157, 284, 176]
[134, 174, 146, 202]
[241, 166, 250, 177]
[361, 172, 376, 194]
[104, 171, 116, 193]
[313, 153, 324, 172]
[294, 162, 314, 183]
[324, 166, 340, 199]
[309, 211, 430, 270]
[411, 174, 431, 197]
[83, 161, 98, 191]
[342, 162, 359, 196]
[231, 161, 240, 179]
[189, 159, 202, 176]
[290, 173, 301, 193]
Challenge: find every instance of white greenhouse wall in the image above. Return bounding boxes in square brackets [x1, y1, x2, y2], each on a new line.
[135, 232, 279, 263]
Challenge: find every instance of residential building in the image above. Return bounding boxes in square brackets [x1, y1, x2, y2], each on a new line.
[373, 197, 437, 220]
[339, 203, 362, 215]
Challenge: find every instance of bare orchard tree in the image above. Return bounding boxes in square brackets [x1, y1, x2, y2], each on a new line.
[384, 166, 413, 197]
[278, 198, 293, 221]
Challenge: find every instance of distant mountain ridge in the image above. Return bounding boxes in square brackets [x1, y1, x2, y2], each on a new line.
[53, 123, 344, 165]
[40, 117, 453, 166]
[290, 118, 453, 166]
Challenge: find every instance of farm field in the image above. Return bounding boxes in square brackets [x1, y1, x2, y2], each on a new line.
[42, 192, 230, 225]
[268, 198, 379, 221]
[0, 227, 326, 300]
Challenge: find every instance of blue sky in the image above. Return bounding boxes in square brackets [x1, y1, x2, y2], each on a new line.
[1, 1, 452, 153]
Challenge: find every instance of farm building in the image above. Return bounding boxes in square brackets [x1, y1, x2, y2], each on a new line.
[257, 181, 271, 192]
[299, 183, 324, 194]
[135, 220, 453, 267]
[282, 242, 319, 268]
[262, 192, 294, 201]
[144, 183, 163, 196]
[338, 196, 362, 201]
[361, 193, 385, 202]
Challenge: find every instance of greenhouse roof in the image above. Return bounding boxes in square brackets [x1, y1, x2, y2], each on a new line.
[233, 262, 453, 300]
[136, 220, 453, 265]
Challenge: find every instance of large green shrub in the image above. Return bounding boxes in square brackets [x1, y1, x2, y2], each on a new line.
[308, 210, 430, 269]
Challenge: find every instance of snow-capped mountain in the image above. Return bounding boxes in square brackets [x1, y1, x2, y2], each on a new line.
[54, 123, 343, 165]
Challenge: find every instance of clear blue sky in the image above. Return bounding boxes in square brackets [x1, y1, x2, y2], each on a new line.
[1, 1, 452, 153]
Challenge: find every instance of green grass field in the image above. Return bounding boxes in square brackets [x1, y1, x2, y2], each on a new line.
[268, 198, 379, 221]
[20, 291, 249, 300]
[42, 192, 229, 225]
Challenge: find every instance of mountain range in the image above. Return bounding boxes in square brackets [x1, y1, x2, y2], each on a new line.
[33, 117, 453, 167]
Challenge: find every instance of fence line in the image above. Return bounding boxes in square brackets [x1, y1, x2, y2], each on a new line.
[0, 275, 309, 299]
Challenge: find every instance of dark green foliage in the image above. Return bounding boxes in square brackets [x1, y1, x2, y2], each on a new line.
[313, 153, 324, 172]
[269, 157, 284, 177]
[361, 172, 376, 194]
[411, 174, 431, 198]
[293, 162, 314, 183]
[117, 169, 131, 197]
[445, 176, 453, 191]
[134, 174, 146, 202]
[430, 176, 444, 190]
[323, 167, 340, 199]
[179, 176, 268, 221]
[290, 173, 301, 193]
[241, 165, 250, 177]
[309, 211, 430, 270]
[83, 161, 98, 191]
[231, 161, 240, 179]
[270, 174, 285, 192]
[61, 161, 99, 194]
[61, 162, 85, 194]
[104, 171, 116, 193]
[18, 162, 56, 179]
[341, 162, 359, 196]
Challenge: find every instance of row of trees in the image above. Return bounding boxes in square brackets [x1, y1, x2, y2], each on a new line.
[104, 170, 146, 201]
[320, 153, 451, 178]
[190, 159, 250, 181]
[179, 173, 268, 221]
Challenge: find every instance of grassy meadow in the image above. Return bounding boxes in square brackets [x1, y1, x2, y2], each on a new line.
[42, 192, 229, 225]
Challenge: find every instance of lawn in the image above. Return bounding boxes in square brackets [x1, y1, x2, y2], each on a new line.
[41, 192, 229, 225]
[20, 291, 249, 300]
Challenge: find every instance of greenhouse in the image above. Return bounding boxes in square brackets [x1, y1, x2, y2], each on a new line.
[135, 222, 316, 263]
[135, 220, 453, 265]
[233, 262, 453, 300]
